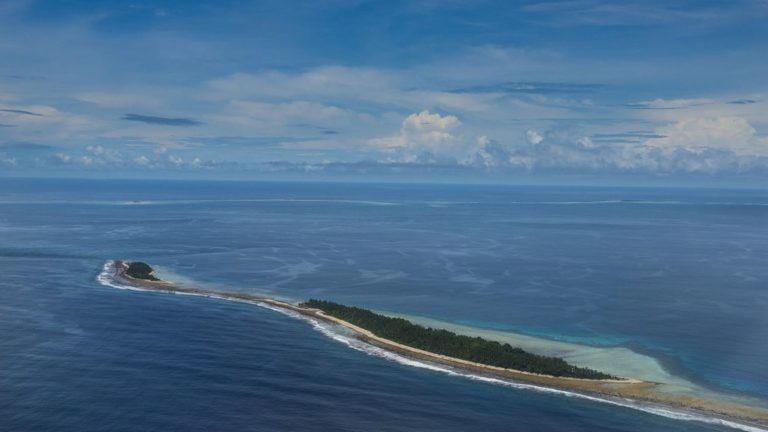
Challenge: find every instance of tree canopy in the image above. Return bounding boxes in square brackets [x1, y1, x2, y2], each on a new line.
[125, 261, 159, 281]
[302, 299, 615, 380]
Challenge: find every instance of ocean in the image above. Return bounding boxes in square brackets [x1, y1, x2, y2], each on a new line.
[1, 178, 766, 431]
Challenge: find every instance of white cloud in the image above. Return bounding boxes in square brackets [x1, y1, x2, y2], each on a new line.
[369, 111, 464, 161]
[526, 129, 544, 145]
[167, 155, 184, 166]
[464, 135, 521, 168]
[460, 121, 768, 175]
[206, 67, 494, 113]
[0, 103, 98, 142]
[646, 116, 766, 155]
[626, 95, 768, 127]
[86, 144, 105, 155]
[577, 136, 596, 149]
[134, 155, 151, 166]
[1, 43, 766, 180]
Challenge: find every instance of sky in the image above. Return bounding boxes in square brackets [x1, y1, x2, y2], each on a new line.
[1, 0, 767, 184]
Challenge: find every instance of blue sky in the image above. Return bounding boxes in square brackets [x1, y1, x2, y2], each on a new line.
[1, 0, 767, 183]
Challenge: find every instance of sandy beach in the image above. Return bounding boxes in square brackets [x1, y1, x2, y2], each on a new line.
[110, 260, 768, 429]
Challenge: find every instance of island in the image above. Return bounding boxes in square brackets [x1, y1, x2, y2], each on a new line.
[301, 299, 614, 379]
[106, 260, 768, 429]
[124, 261, 159, 281]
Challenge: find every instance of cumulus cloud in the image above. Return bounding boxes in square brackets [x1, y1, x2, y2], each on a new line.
[263, 160, 467, 176]
[1, 54, 765, 179]
[467, 134, 732, 174]
[88, 144, 127, 165]
[167, 155, 184, 166]
[526, 129, 544, 145]
[369, 111, 464, 161]
[86, 144, 105, 155]
[363, 110, 768, 176]
[464, 136, 517, 168]
[134, 155, 150, 166]
[646, 116, 766, 156]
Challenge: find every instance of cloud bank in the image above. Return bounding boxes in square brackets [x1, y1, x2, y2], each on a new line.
[1, 0, 767, 183]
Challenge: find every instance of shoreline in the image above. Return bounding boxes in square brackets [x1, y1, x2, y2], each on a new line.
[108, 260, 768, 429]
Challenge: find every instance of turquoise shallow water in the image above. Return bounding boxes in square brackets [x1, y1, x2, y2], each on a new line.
[1, 178, 767, 431]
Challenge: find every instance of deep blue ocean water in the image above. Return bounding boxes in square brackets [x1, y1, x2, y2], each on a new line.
[1, 178, 766, 431]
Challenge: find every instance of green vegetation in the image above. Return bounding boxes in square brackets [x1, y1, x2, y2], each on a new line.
[125, 261, 159, 281]
[301, 299, 616, 380]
